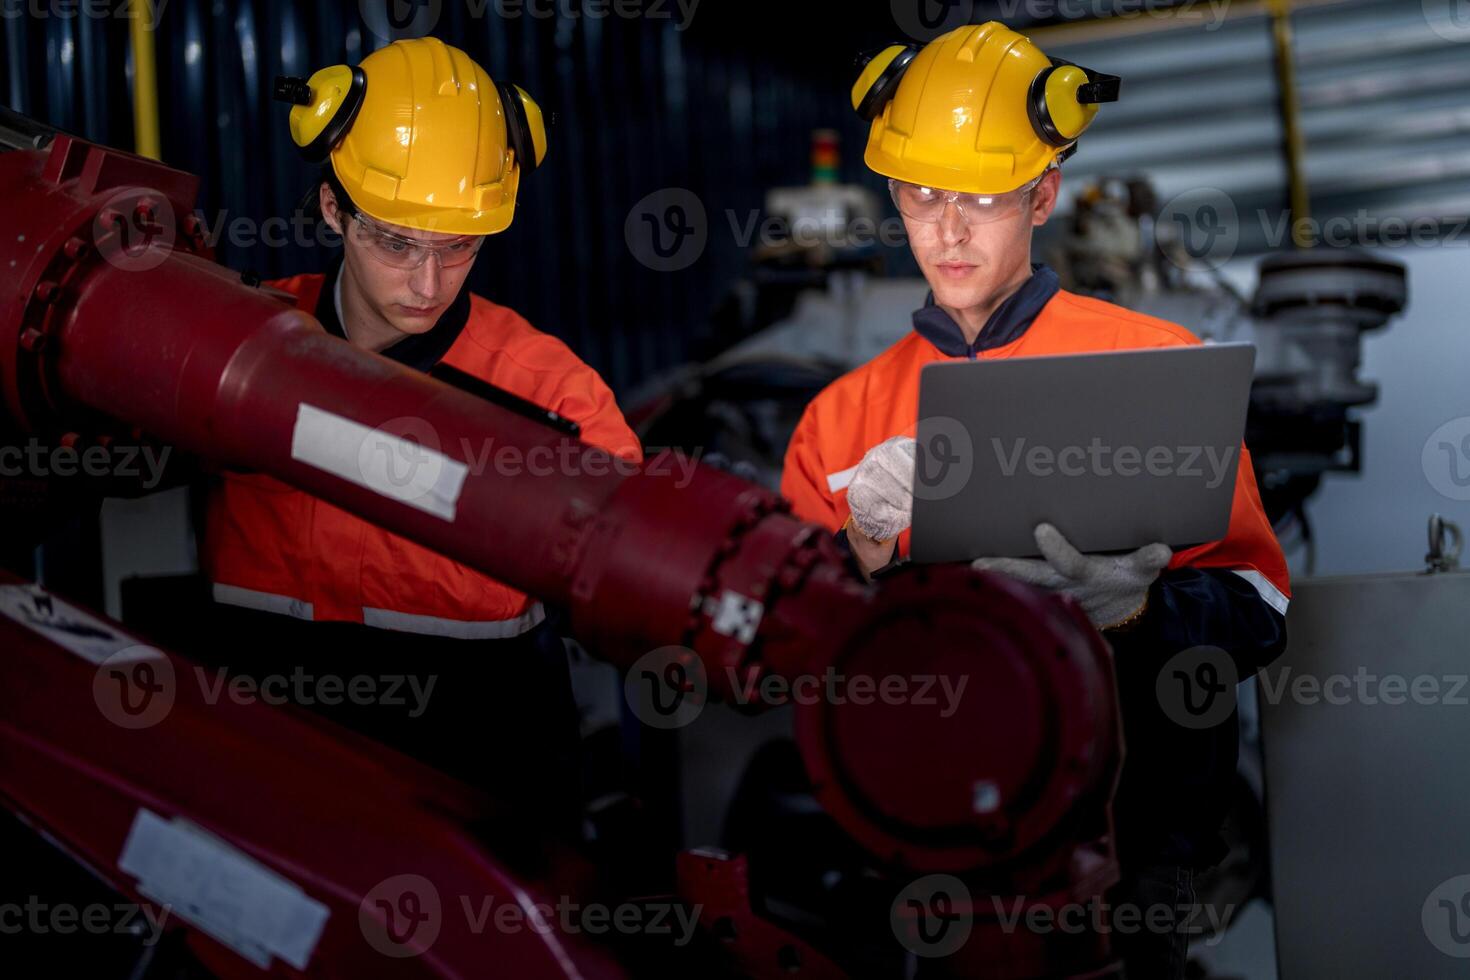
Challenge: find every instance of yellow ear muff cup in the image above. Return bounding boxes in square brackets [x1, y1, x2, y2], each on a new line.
[1046, 65, 1098, 142]
[852, 44, 919, 121]
[498, 80, 546, 174]
[290, 65, 367, 164]
[1028, 63, 1098, 148]
[517, 84, 549, 171]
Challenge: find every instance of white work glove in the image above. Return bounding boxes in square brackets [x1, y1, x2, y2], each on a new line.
[971, 523, 1172, 630]
[845, 436, 916, 542]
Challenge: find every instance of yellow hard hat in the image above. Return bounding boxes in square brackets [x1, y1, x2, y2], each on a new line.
[851, 23, 1120, 195]
[274, 38, 548, 236]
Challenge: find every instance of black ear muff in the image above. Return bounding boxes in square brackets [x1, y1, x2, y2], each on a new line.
[274, 66, 367, 164]
[497, 80, 541, 175]
[853, 44, 920, 122]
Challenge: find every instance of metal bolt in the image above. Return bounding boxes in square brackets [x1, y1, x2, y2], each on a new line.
[972, 779, 1002, 815]
[19, 328, 46, 353]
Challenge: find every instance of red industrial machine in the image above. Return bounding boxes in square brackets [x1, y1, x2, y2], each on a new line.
[0, 113, 1125, 978]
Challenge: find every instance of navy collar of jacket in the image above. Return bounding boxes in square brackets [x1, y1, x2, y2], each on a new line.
[911, 264, 1061, 358]
[316, 259, 473, 373]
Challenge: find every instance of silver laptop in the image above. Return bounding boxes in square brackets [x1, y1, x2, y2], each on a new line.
[909, 343, 1256, 562]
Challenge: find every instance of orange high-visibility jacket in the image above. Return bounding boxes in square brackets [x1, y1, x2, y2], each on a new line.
[203, 272, 642, 638]
[782, 280, 1290, 614]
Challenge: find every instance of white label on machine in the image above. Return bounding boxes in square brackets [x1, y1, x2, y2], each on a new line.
[290, 403, 468, 521]
[0, 584, 163, 665]
[710, 589, 764, 644]
[118, 808, 330, 971]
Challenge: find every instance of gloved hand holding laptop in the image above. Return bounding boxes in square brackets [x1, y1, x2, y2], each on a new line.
[846, 436, 917, 542]
[972, 522, 1172, 631]
[847, 440, 1173, 627]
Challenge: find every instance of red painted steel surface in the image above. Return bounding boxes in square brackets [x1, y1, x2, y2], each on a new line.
[0, 133, 1125, 977]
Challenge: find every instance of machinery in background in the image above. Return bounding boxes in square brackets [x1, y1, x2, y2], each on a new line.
[693, 129, 888, 369]
[0, 112, 1129, 978]
[1047, 178, 1412, 975]
[758, 130, 886, 278]
[1260, 516, 1469, 980]
[629, 130, 894, 490]
[629, 173, 1410, 974]
[1244, 250, 1407, 533]
[1048, 176, 1409, 537]
[636, 173, 1409, 544]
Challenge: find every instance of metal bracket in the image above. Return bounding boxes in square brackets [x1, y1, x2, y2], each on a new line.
[1426, 514, 1463, 574]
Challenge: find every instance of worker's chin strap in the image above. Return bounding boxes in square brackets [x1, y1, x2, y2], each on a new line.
[320, 258, 473, 373]
[912, 264, 1060, 358]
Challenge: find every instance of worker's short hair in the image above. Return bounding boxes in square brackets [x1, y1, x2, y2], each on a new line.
[295, 166, 360, 226]
[320, 166, 359, 218]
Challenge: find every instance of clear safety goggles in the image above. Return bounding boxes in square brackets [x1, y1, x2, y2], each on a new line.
[347, 211, 485, 270]
[888, 172, 1047, 226]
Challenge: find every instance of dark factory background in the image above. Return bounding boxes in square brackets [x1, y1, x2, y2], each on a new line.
[5, 3, 1470, 976]
[8, 0, 1469, 576]
[10, 1, 1467, 397]
[8, 0, 947, 393]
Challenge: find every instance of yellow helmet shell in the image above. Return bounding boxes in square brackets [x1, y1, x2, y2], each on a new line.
[863, 23, 1074, 195]
[330, 38, 522, 236]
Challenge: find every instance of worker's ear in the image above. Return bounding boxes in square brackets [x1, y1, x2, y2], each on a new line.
[1031, 168, 1063, 227]
[319, 182, 344, 236]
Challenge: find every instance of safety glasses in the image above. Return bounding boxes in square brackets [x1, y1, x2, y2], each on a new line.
[888, 173, 1046, 226]
[347, 212, 485, 270]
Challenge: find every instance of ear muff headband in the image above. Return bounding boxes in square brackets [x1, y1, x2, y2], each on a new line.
[276, 67, 547, 176]
[852, 44, 919, 122]
[852, 45, 1120, 149]
[497, 80, 546, 174]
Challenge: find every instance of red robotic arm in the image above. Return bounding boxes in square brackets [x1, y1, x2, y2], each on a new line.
[0, 118, 1123, 978]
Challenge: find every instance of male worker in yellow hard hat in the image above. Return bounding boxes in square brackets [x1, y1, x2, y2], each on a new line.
[199, 38, 640, 829]
[782, 24, 1289, 977]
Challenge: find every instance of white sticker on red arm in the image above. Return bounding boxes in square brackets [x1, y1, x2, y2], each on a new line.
[290, 403, 468, 521]
[118, 808, 330, 971]
[0, 584, 163, 666]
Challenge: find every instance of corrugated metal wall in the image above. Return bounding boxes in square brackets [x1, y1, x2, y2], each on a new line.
[3, 1, 887, 393]
[10, 1, 1467, 389]
[1048, 0, 1470, 254]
